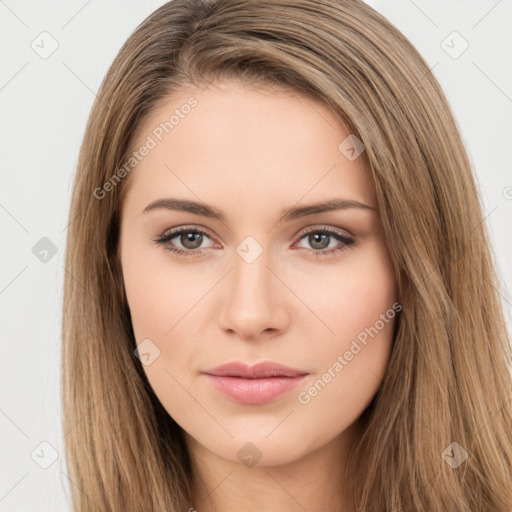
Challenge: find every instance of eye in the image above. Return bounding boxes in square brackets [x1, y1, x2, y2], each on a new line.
[151, 225, 215, 258]
[293, 227, 355, 257]
[152, 225, 355, 258]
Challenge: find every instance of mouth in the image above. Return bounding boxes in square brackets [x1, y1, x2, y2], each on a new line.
[203, 361, 309, 405]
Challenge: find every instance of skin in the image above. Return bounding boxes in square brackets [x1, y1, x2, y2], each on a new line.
[119, 80, 398, 512]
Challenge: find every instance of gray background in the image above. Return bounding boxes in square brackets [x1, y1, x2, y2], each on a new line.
[1, 0, 511, 510]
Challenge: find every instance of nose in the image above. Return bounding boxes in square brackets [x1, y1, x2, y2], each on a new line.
[217, 247, 290, 341]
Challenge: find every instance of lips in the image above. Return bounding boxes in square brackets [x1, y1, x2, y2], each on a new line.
[203, 361, 309, 405]
[204, 360, 308, 379]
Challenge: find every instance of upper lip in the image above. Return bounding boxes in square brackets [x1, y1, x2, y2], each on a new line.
[204, 361, 309, 379]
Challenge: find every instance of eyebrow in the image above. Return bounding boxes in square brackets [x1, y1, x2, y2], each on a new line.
[142, 197, 377, 222]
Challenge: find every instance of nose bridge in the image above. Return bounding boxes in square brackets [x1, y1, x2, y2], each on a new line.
[218, 237, 287, 338]
[231, 238, 274, 310]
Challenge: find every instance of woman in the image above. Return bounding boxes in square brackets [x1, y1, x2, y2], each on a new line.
[61, 0, 512, 510]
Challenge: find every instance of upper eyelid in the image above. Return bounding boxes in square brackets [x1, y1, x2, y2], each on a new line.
[298, 225, 352, 238]
[162, 224, 216, 241]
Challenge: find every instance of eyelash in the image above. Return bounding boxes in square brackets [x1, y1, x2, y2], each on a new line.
[152, 225, 355, 259]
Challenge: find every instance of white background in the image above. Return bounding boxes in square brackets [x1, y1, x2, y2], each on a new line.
[1, 0, 511, 510]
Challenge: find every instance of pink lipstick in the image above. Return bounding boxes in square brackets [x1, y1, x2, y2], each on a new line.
[203, 361, 309, 405]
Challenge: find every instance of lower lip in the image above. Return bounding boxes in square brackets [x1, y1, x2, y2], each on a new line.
[203, 374, 308, 405]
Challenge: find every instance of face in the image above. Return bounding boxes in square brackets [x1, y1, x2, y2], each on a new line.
[118, 80, 398, 469]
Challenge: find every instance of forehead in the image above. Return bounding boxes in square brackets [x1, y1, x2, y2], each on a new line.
[122, 80, 376, 216]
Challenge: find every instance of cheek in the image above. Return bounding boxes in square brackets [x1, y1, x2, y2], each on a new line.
[121, 247, 201, 424]
[296, 241, 397, 349]
[293, 241, 397, 405]
[295, 246, 397, 418]
[121, 236, 201, 343]
[121, 240, 208, 398]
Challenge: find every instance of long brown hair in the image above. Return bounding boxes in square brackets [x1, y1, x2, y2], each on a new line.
[61, 0, 512, 510]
